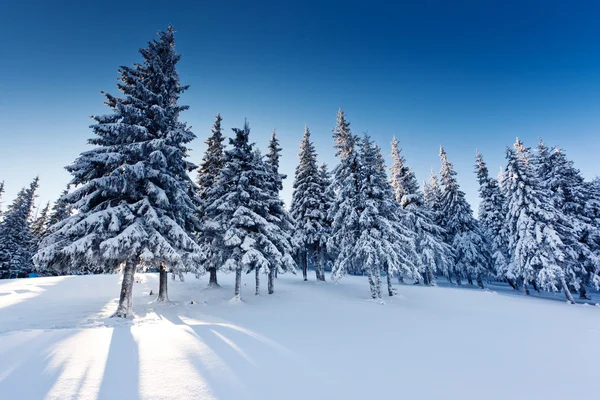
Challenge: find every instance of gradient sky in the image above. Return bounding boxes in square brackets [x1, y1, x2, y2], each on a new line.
[1, 0, 599, 214]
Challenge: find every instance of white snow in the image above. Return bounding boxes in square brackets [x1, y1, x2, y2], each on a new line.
[1, 273, 599, 400]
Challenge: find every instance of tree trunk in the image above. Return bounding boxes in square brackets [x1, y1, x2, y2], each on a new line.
[455, 271, 462, 286]
[467, 275, 474, 285]
[507, 278, 518, 290]
[531, 280, 540, 292]
[208, 267, 219, 287]
[523, 284, 530, 296]
[397, 274, 404, 284]
[255, 267, 260, 295]
[561, 278, 575, 304]
[579, 285, 589, 300]
[387, 270, 394, 296]
[476, 274, 484, 289]
[368, 269, 377, 299]
[114, 262, 135, 318]
[374, 265, 382, 300]
[423, 270, 430, 286]
[234, 268, 242, 300]
[302, 252, 308, 281]
[157, 263, 168, 302]
[268, 268, 274, 294]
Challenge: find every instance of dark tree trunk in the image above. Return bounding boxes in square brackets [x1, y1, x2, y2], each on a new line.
[157, 263, 168, 302]
[455, 271, 462, 286]
[423, 270, 431, 286]
[561, 278, 575, 304]
[114, 261, 135, 318]
[531, 281, 540, 292]
[208, 267, 219, 287]
[302, 251, 308, 281]
[579, 285, 589, 300]
[387, 270, 394, 296]
[476, 274, 484, 289]
[255, 267, 260, 295]
[524, 284, 530, 296]
[234, 268, 242, 300]
[507, 278, 518, 290]
[268, 269, 274, 294]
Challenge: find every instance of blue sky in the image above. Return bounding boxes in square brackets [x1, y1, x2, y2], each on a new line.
[1, 0, 599, 213]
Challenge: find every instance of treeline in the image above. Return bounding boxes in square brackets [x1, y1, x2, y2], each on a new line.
[1, 26, 598, 316]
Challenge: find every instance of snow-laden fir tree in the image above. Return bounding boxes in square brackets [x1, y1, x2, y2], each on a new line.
[338, 135, 418, 299]
[391, 139, 453, 286]
[263, 130, 296, 293]
[328, 109, 363, 276]
[197, 113, 226, 287]
[316, 163, 334, 277]
[204, 121, 295, 300]
[0, 177, 39, 278]
[439, 147, 490, 287]
[423, 170, 442, 217]
[503, 139, 577, 303]
[290, 125, 329, 281]
[34, 26, 204, 316]
[30, 201, 50, 247]
[0, 181, 5, 220]
[390, 137, 419, 201]
[534, 140, 600, 298]
[47, 185, 72, 229]
[475, 151, 511, 286]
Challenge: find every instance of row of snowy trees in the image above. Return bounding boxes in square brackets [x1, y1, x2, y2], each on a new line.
[0, 178, 72, 279]
[2, 26, 595, 316]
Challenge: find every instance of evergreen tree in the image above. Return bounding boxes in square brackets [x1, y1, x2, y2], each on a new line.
[315, 163, 334, 277]
[47, 185, 72, 229]
[329, 109, 363, 276]
[391, 139, 453, 286]
[475, 151, 510, 284]
[0, 181, 5, 220]
[534, 140, 600, 298]
[35, 26, 204, 316]
[389, 137, 419, 202]
[264, 130, 295, 293]
[204, 120, 295, 300]
[503, 139, 576, 303]
[0, 177, 39, 278]
[31, 201, 50, 241]
[290, 125, 328, 281]
[197, 113, 226, 287]
[336, 135, 418, 299]
[439, 147, 490, 287]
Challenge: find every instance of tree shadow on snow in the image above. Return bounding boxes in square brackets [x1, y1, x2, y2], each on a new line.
[97, 326, 140, 400]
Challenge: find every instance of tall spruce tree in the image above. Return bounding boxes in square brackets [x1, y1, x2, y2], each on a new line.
[0, 181, 5, 220]
[47, 185, 72, 229]
[31, 202, 50, 241]
[475, 151, 511, 285]
[204, 121, 295, 300]
[290, 125, 328, 281]
[534, 140, 600, 298]
[503, 139, 576, 303]
[0, 177, 39, 278]
[264, 130, 295, 293]
[35, 26, 204, 316]
[197, 113, 226, 287]
[439, 147, 490, 287]
[391, 139, 452, 286]
[316, 163, 334, 278]
[338, 135, 417, 299]
[329, 109, 363, 276]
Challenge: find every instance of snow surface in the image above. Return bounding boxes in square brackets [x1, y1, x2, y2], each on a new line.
[1, 273, 599, 400]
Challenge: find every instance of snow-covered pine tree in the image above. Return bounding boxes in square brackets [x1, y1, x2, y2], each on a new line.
[534, 140, 600, 298]
[423, 170, 442, 216]
[264, 130, 296, 293]
[439, 147, 490, 287]
[315, 163, 333, 278]
[290, 125, 328, 281]
[197, 113, 226, 287]
[390, 137, 419, 202]
[31, 202, 50, 239]
[204, 121, 295, 300]
[391, 139, 453, 286]
[0, 177, 39, 278]
[341, 135, 418, 299]
[0, 181, 5, 220]
[47, 185, 72, 229]
[475, 151, 511, 286]
[329, 109, 363, 277]
[503, 138, 577, 303]
[34, 26, 204, 316]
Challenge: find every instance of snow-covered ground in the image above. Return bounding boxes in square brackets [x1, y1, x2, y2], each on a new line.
[1, 273, 599, 400]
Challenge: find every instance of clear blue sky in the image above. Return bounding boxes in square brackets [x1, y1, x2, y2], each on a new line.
[1, 0, 599, 213]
